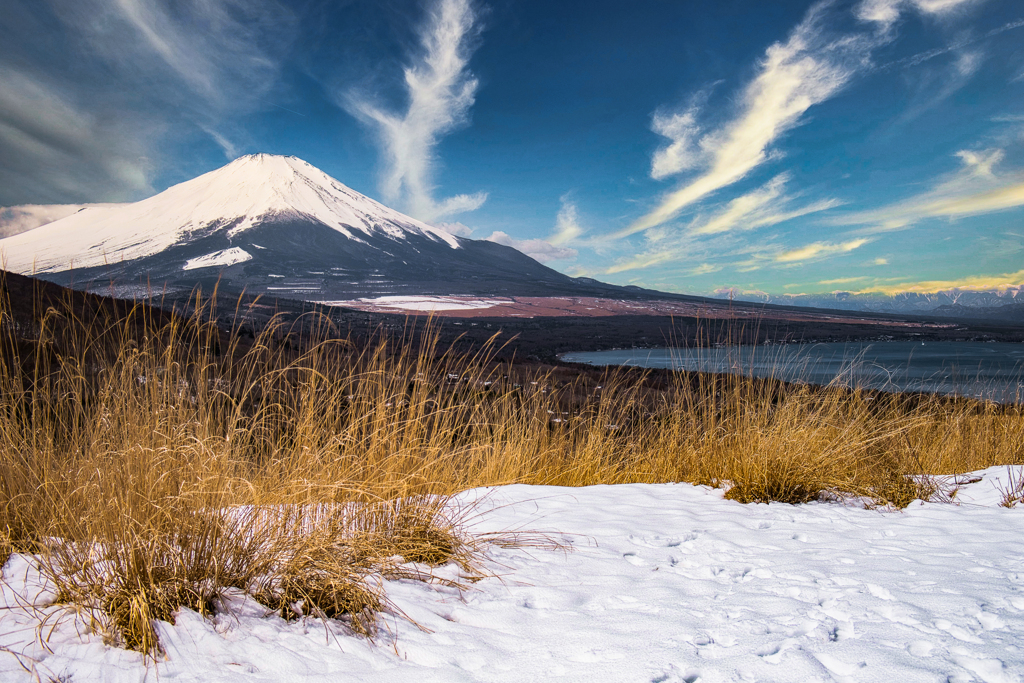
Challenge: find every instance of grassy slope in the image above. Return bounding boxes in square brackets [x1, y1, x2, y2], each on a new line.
[0, 272, 1021, 654]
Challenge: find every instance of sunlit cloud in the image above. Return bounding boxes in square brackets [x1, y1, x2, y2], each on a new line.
[819, 275, 871, 285]
[345, 0, 487, 222]
[776, 238, 870, 263]
[853, 268, 1024, 295]
[688, 263, 721, 276]
[855, 0, 983, 32]
[649, 88, 715, 180]
[600, 175, 840, 276]
[615, 0, 990, 242]
[689, 174, 841, 236]
[550, 197, 586, 246]
[837, 148, 1024, 231]
[485, 231, 577, 264]
[604, 250, 678, 275]
[620, 2, 875, 238]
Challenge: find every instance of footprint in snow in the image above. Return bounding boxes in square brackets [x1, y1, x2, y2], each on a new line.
[651, 665, 702, 683]
[623, 551, 646, 566]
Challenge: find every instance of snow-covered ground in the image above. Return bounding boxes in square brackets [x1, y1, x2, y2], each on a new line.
[3, 467, 1024, 682]
[318, 295, 506, 312]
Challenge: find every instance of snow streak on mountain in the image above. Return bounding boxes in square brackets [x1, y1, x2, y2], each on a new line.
[0, 154, 605, 300]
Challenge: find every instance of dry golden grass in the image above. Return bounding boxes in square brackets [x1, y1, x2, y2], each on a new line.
[0, 284, 1021, 654]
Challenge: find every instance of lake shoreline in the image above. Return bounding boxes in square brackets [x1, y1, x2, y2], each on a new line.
[560, 341, 1024, 404]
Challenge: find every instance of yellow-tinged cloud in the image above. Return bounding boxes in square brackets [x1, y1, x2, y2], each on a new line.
[854, 269, 1024, 296]
[776, 238, 870, 262]
[837, 149, 1024, 231]
[689, 174, 841, 236]
[604, 250, 678, 275]
[615, 2, 873, 239]
[818, 276, 870, 285]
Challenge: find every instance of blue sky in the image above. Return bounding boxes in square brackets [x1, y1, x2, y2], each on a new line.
[1, 0, 1022, 297]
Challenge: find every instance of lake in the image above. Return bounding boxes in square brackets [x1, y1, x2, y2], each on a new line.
[560, 341, 1024, 403]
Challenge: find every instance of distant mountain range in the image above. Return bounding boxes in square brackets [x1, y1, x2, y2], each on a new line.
[712, 288, 1024, 322]
[0, 154, 627, 301]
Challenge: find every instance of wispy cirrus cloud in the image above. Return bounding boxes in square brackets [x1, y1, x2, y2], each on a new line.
[836, 148, 1024, 231]
[0, 67, 153, 205]
[776, 238, 871, 263]
[818, 275, 871, 285]
[90, 0, 295, 113]
[601, 174, 840, 275]
[0, 0, 296, 204]
[688, 174, 842, 236]
[853, 268, 1024, 295]
[345, 0, 487, 223]
[617, 0, 985, 239]
[855, 0, 984, 32]
[619, 2, 875, 238]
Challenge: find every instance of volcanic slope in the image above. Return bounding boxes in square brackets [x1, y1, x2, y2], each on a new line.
[0, 154, 612, 300]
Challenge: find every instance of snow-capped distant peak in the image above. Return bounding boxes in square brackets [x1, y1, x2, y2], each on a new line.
[0, 154, 461, 274]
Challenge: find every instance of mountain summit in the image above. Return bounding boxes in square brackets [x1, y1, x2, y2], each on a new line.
[0, 154, 602, 300]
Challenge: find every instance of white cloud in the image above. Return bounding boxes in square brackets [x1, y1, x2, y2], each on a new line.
[432, 221, 473, 237]
[623, 2, 871, 237]
[201, 125, 239, 160]
[0, 67, 153, 205]
[622, 0, 989, 239]
[896, 48, 985, 123]
[688, 263, 721, 276]
[856, 0, 983, 32]
[345, 0, 486, 222]
[854, 268, 1024, 295]
[600, 175, 840, 276]
[58, 0, 296, 147]
[0, 203, 119, 237]
[837, 148, 1024, 231]
[550, 198, 586, 245]
[0, 0, 296, 203]
[689, 174, 841, 236]
[650, 105, 703, 180]
[776, 238, 871, 263]
[485, 231, 577, 263]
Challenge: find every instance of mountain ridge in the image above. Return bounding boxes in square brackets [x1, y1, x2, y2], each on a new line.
[0, 154, 623, 301]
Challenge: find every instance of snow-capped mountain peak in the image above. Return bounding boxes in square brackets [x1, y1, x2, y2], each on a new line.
[0, 153, 460, 274]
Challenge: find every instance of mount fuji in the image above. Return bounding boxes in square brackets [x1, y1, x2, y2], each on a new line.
[0, 154, 616, 301]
